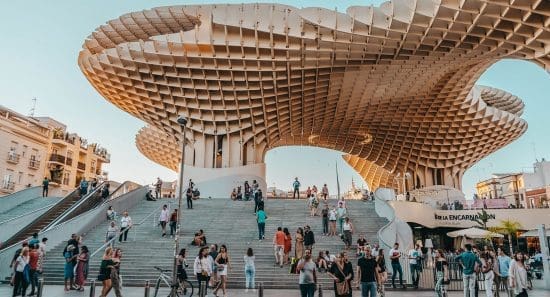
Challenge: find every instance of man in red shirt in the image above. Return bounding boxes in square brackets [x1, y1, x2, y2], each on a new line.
[28, 244, 40, 296]
[273, 227, 286, 268]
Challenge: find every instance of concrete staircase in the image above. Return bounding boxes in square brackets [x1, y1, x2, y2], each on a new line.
[41, 198, 387, 289]
[0, 197, 59, 223]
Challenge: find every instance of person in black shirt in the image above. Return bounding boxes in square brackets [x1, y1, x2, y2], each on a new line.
[356, 234, 368, 256]
[356, 246, 378, 297]
[186, 187, 193, 209]
[328, 252, 354, 297]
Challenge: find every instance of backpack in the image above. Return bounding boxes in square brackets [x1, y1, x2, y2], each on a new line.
[23, 263, 30, 283]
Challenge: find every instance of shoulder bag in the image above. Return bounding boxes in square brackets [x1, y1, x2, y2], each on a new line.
[335, 263, 350, 295]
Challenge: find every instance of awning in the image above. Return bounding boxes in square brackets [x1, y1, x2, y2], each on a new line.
[447, 227, 504, 239]
[519, 229, 550, 238]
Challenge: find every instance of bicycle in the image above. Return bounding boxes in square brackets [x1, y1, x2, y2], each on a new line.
[153, 266, 194, 297]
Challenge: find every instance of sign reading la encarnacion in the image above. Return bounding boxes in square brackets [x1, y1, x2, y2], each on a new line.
[434, 213, 496, 222]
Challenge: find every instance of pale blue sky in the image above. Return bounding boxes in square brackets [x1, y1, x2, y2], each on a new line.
[1, 1, 548, 197]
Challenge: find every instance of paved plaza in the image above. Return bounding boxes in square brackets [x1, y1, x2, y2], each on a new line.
[2, 284, 549, 297]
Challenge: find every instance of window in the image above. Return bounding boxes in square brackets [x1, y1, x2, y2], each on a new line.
[27, 174, 35, 185]
[90, 160, 96, 173]
[62, 172, 70, 185]
[18, 172, 23, 184]
[22, 145, 28, 157]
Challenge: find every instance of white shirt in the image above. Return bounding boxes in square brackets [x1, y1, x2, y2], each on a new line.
[343, 222, 352, 231]
[389, 248, 401, 259]
[372, 248, 379, 257]
[159, 209, 169, 222]
[120, 216, 132, 228]
[38, 242, 47, 256]
[329, 209, 337, 220]
[194, 256, 213, 275]
[243, 255, 255, 267]
[15, 255, 29, 272]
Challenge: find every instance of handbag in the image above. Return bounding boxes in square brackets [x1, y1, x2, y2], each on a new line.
[516, 289, 528, 297]
[335, 264, 350, 295]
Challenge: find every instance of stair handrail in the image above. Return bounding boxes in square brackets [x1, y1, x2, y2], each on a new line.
[0, 203, 57, 225]
[43, 181, 109, 231]
[88, 201, 171, 260]
[0, 186, 82, 250]
[100, 181, 141, 205]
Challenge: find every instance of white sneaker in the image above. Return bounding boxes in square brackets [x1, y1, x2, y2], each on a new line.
[245, 288, 249, 293]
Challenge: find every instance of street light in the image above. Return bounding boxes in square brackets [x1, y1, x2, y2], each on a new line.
[171, 115, 187, 297]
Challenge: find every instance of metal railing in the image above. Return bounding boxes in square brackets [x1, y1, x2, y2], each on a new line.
[28, 159, 40, 169]
[77, 162, 86, 171]
[6, 152, 20, 163]
[1, 181, 15, 192]
[48, 153, 65, 164]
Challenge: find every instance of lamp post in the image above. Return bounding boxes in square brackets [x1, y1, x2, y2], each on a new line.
[171, 115, 187, 297]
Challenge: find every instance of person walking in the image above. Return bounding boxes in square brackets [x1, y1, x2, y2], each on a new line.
[508, 253, 529, 297]
[455, 244, 482, 297]
[375, 249, 387, 297]
[273, 227, 285, 268]
[154, 177, 163, 199]
[213, 245, 231, 297]
[42, 177, 49, 197]
[194, 247, 212, 297]
[322, 184, 329, 200]
[336, 202, 348, 235]
[297, 249, 317, 297]
[434, 249, 449, 297]
[491, 249, 502, 297]
[342, 217, 354, 250]
[169, 209, 178, 237]
[481, 250, 495, 297]
[283, 227, 292, 265]
[407, 243, 422, 289]
[328, 252, 354, 297]
[389, 243, 405, 289]
[329, 206, 338, 236]
[304, 226, 315, 251]
[28, 244, 40, 296]
[356, 246, 377, 297]
[244, 248, 256, 293]
[111, 249, 123, 297]
[208, 245, 219, 288]
[321, 204, 329, 236]
[119, 211, 132, 242]
[257, 206, 267, 240]
[159, 204, 169, 237]
[295, 228, 305, 259]
[12, 247, 30, 297]
[293, 177, 301, 199]
[98, 247, 115, 297]
[497, 248, 512, 297]
[64, 245, 77, 291]
[75, 246, 89, 291]
[186, 187, 193, 209]
[106, 221, 118, 246]
[79, 179, 89, 196]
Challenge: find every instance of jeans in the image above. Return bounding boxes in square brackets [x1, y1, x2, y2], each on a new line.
[361, 281, 377, 297]
[119, 227, 129, 242]
[322, 217, 329, 234]
[391, 262, 403, 286]
[187, 197, 193, 209]
[258, 222, 265, 240]
[409, 263, 420, 287]
[170, 221, 177, 235]
[30, 269, 39, 294]
[196, 273, 210, 296]
[338, 218, 345, 233]
[299, 283, 315, 297]
[12, 271, 28, 297]
[245, 265, 255, 289]
[293, 188, 299, 199]
[42, 186, 48, 197]
[463, 273, 476, 297]
[485, 271, 494, 297]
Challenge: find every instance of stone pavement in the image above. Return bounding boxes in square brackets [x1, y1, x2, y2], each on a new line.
[2, 284, 549, 297]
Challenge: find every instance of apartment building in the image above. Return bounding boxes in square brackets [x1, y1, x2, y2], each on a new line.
[0, 105, 110, 196]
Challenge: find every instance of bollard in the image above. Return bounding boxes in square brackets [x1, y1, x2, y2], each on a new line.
[37, 278, 44, 297]
[144, 280, 150, 297]
[199, 280, 206, 297]
[89, 280, 96, 297]
[258, 282, 264, 297]
[317, 283, 323, 297]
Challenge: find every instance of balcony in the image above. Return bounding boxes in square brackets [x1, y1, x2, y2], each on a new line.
[66, 157, 73, 166]
[77, 162, 86, 171]
[28, 159, 40, 170]
[1, 181, 15, 193]
[49, 154, 66, 165]
[6, 152, 20, 164]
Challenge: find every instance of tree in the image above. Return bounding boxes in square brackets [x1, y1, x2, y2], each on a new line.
[490, 219, 522, 255]
[474, 209, 491, 230]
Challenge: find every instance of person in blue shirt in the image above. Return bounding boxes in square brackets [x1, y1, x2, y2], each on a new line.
[256, 206, 267, 241]
[497, 248, 512, 297]
[292, 177, 301, 199]
[455, 244, 481, 297]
